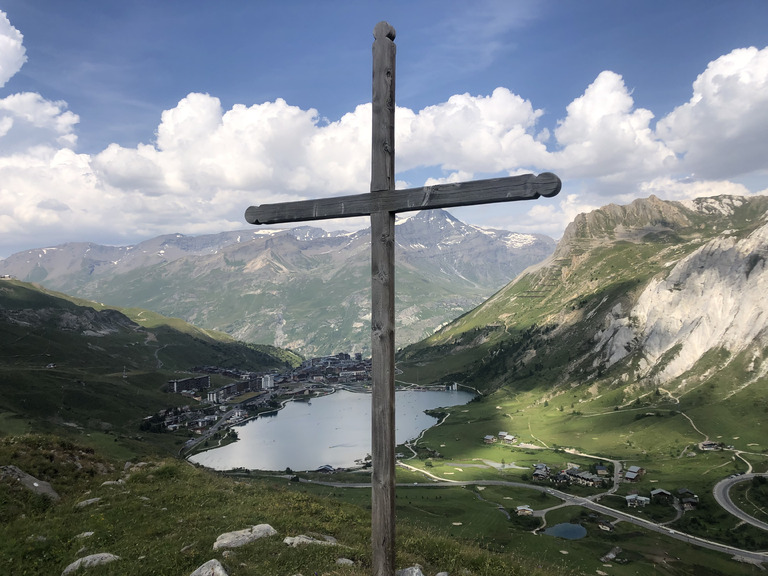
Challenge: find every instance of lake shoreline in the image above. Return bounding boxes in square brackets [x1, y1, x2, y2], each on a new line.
[188, 388, 475, 472]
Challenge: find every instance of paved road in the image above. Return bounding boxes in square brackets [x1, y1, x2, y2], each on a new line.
[713, 473, 768, 531]
[303, 468, 768, 567]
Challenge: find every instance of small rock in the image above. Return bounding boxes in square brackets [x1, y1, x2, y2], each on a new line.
[397, 566, 425, 576]
[190, 559, 229, 576]
[213, 524, 277, 550]
[283, 535, 335, 547]
[100, 479, 123, 486]
[320, 534, 338, 544]
[75, 497, 101, 508]
[436, 573, 449, 576]
[61, 553, 119, 575]
[26, 535, 47, 542]
[336, 558, 354, 566]
[75, 531, 94, 539]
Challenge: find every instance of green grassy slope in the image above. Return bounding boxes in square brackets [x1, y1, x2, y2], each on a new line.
[0, 435, 574, 576]
[398, 195, 768, 399]
[0, 280, 301, 458]
[393, 195, 768, 557]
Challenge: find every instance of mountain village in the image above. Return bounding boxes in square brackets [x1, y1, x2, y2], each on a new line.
[144, 352, 372, 436]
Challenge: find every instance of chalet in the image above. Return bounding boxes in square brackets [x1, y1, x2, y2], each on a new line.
[624, 465, 643, 482]
[595, 465, 609, 476]
[483, 435, 497, 444]
[498, 431, 508, 440]
[677, 488, 699, 509]
[625, 494, 650, 508]
[650, 488, 672, 504]
[681, 497, 699, 510]
[577, 471, 603, 487]
[502, 434, 516, 444]
[553, 472, 571, 485]
[516, 505, 534, 516]
[532, 463, 550, 481]
[565, 467, 603, 487]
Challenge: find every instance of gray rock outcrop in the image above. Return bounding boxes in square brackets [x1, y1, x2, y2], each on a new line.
[61, 553, 119, 575]
[594, 218, 768, 386]
[0, 465, 60, 500]
[212, 524, 277, 550]
[190, 559, 229, 576]
[283, 534, 336, 547]
[396, 566, 426, 576]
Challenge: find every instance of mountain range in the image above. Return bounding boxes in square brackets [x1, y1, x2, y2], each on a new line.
[0, 210, 555, 357]
[400, 194, 768, 407]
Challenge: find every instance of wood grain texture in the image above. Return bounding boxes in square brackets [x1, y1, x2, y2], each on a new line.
[245, 172, 562, 225]
[370, 21, 397, 576]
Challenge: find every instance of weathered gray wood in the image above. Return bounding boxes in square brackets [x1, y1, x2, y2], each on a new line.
[370, 20, 397, 576]
[243, 20, 562, 576]
[245, 172, 561, 225]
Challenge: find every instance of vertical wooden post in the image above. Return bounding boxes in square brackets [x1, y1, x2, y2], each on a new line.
[370, 20, 396, 576]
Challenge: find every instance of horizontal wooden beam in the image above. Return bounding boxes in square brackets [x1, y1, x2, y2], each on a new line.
[245, 172, 561, 226]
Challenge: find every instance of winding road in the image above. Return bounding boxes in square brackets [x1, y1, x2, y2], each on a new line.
[304, 470, 768, 566]
[713, 473, 768, 532]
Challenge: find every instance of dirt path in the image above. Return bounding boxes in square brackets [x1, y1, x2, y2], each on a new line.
[680, 412, 708, 441]
[527, 418, 550, 448]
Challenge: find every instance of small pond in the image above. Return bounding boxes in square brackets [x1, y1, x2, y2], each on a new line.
[542, 522, 587, 540]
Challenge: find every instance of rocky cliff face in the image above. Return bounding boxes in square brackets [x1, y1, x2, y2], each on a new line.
[400, 193, 768, 401]
[594, 216, 768, 387]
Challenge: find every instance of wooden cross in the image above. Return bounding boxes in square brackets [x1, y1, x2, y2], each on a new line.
[245, 21, 561, 576]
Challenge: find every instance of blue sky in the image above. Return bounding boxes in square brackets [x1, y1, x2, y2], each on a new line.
[1, 1, 768, 257]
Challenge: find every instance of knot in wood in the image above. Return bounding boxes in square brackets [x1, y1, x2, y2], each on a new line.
[374, 21, 396, 41]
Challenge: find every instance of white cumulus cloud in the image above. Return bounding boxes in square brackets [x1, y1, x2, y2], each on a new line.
[0, 11, 26, 87]
[656, 46, 768, 179]
[397, 87, 548, 173]
[551, 71, 676, 182]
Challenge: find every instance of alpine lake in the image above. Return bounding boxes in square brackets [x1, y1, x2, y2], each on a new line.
[189, 388, 475, 472]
